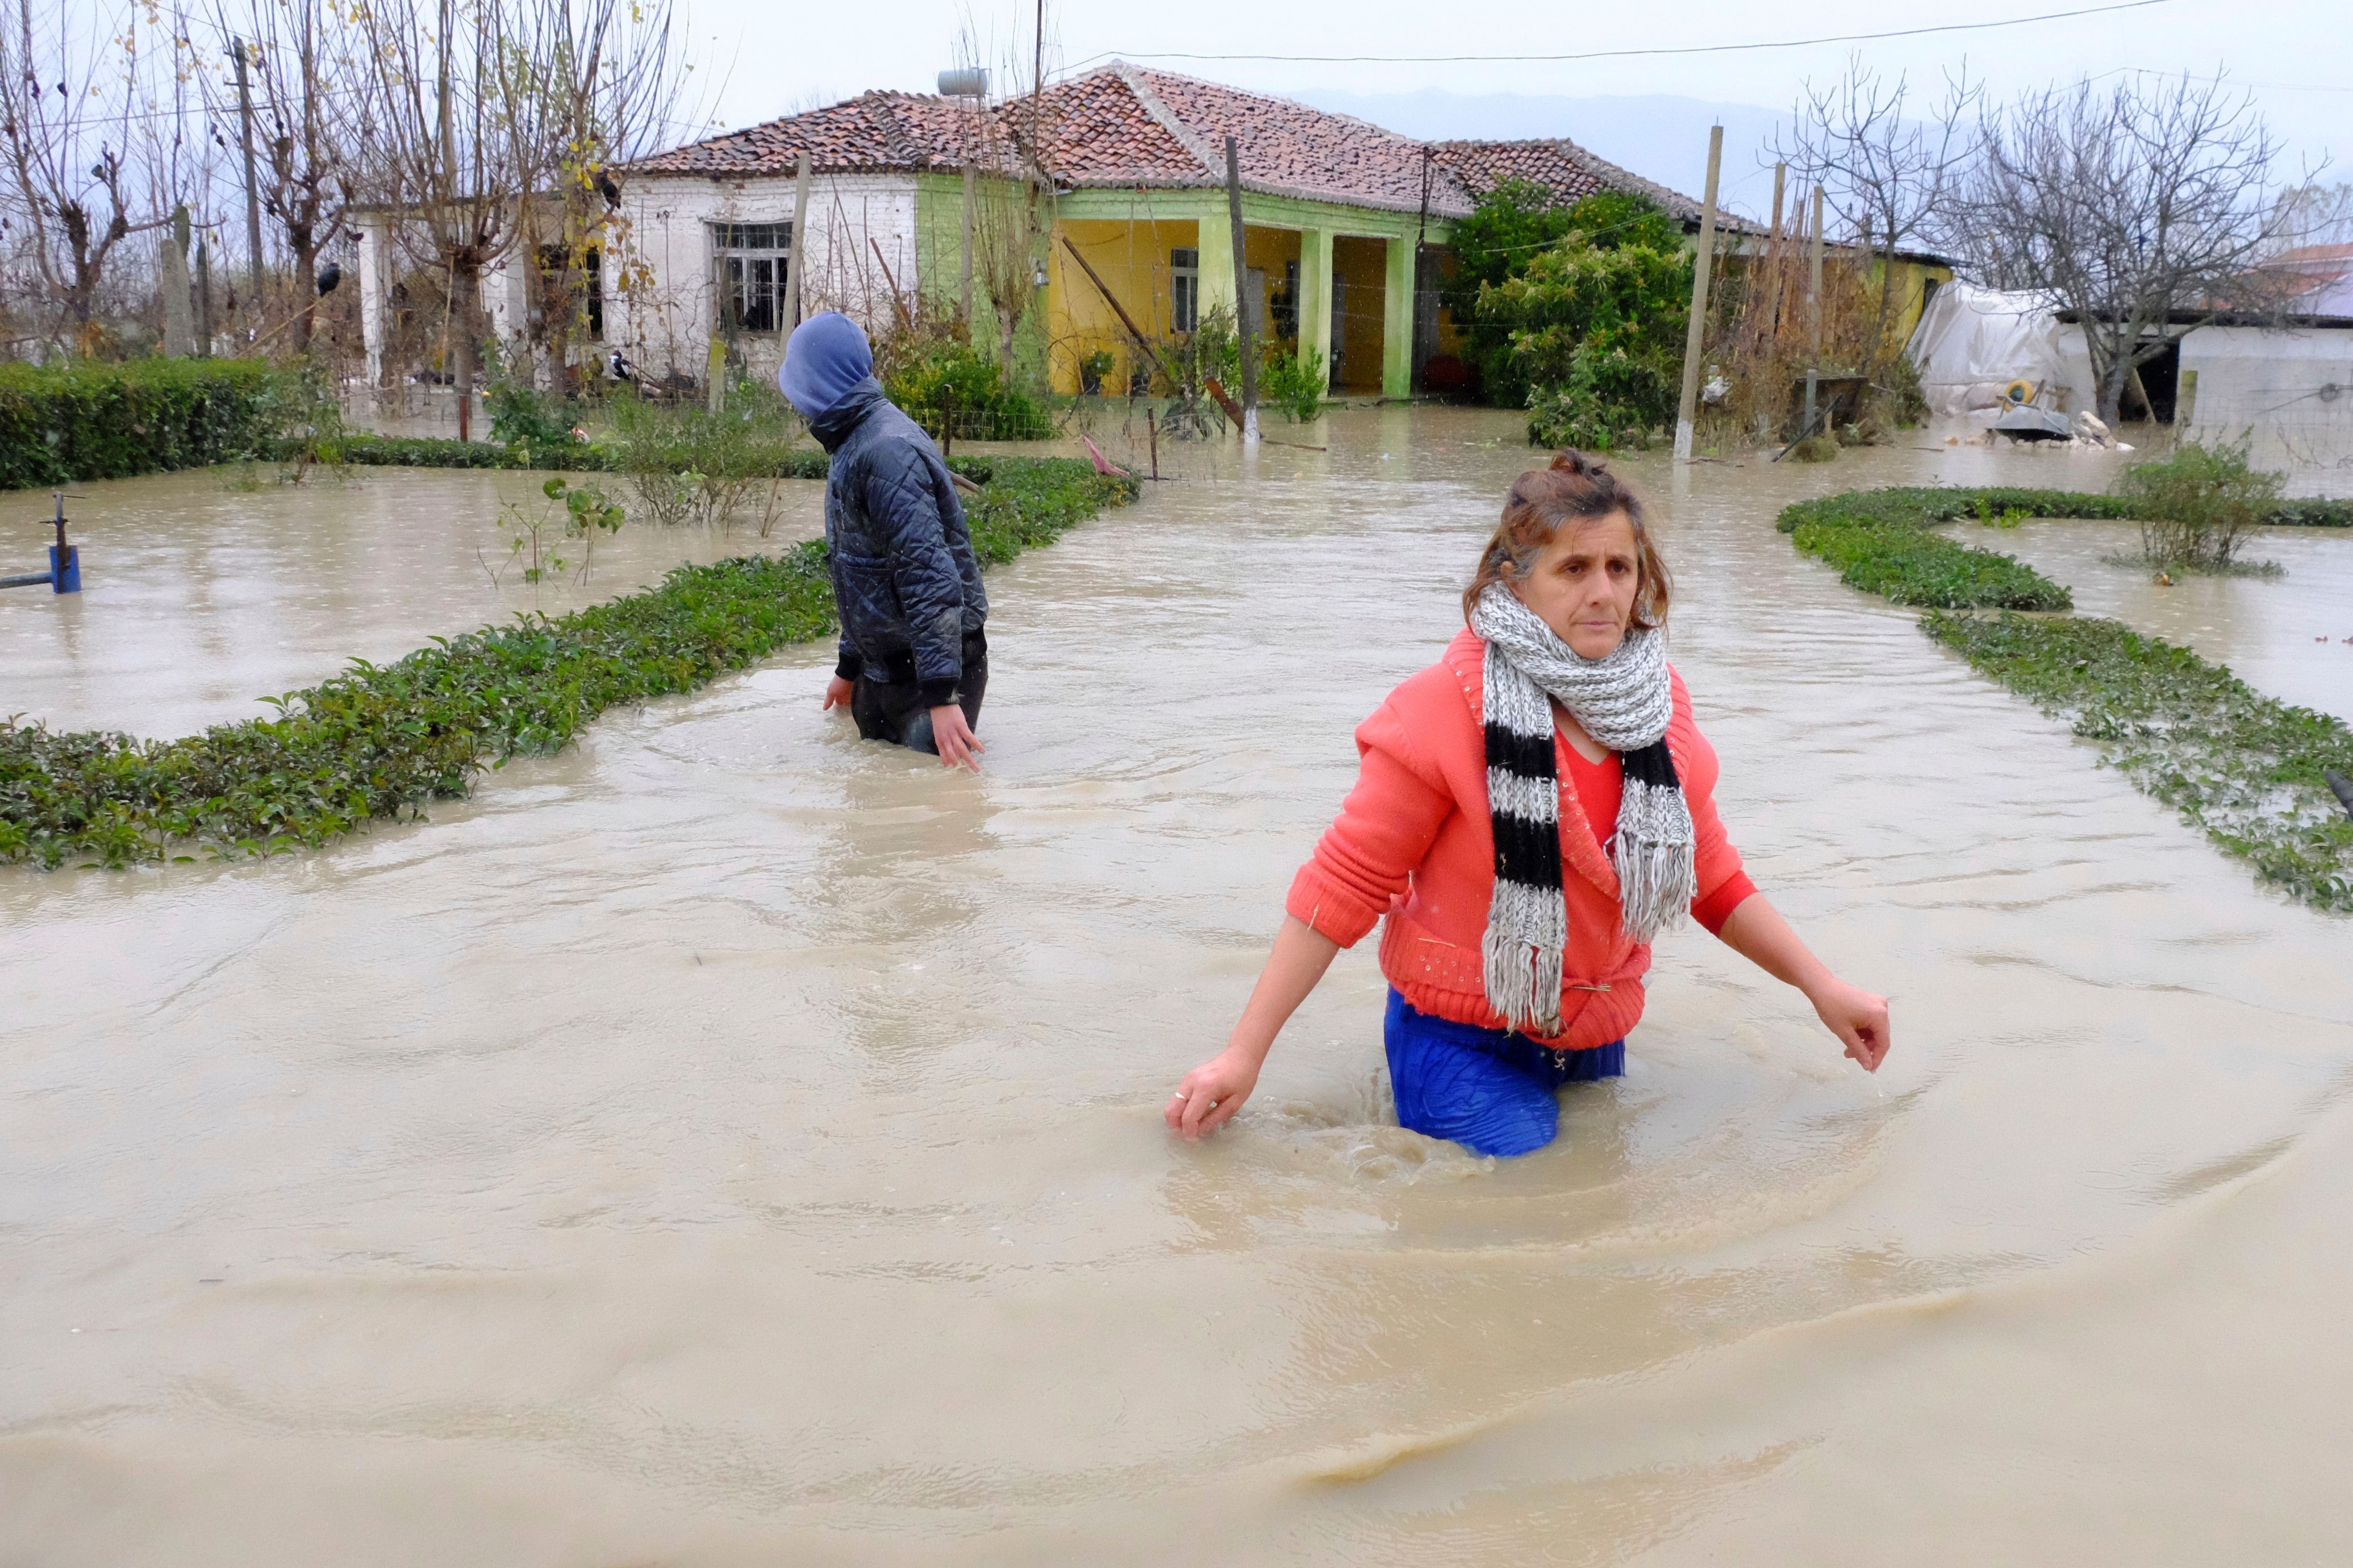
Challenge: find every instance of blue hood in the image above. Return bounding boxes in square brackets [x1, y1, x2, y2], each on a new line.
[779, 312, 875, 419]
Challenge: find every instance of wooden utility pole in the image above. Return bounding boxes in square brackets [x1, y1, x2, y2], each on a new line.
[232, 39, 264, 327]
[1805, 184, 1826, 436]
[1672, 124, 1724, 463]
[1224, 135, 1258, 440]
[786, 148, 813, 336]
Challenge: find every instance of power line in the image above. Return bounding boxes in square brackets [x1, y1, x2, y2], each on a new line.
[1061, 0, 2176, 71]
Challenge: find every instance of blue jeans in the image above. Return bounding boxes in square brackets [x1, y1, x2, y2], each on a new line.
[1384, 989, 1624, 1157]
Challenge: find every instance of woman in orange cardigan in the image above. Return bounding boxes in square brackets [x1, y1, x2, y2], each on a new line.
[1167, 452, 1891, 1157]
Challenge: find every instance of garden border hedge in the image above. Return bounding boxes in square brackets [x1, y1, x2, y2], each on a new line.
[1, 456, 1136, 868]
[1779, 485, 2353, 912]
[0, 358, 281, 490]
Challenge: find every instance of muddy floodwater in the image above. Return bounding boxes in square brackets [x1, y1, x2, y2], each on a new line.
[0, 465, 825, 737]
[5, 411, 2352, 1563]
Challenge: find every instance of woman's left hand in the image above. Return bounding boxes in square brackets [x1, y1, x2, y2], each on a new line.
[1806, 978, 1891, 1072]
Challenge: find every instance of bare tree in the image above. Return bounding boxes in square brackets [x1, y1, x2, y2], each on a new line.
[202, 0, 357, 353]
[1772, 56, 1979, 365]
[945, 29, 1044, 372]
[0, 0, 162, 352]
[347, 0, 686, 428]
[1946, 72, 2298, 424]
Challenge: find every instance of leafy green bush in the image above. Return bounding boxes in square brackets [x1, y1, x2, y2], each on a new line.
[0, 358, 280, 489]
[484, 377, 589, 462]
[1445, 185, 1686, 411]
[1261, 348, 1328, 423]
[1789, 518, 2072, 609]
[1480, 201, 1692, 451]
[1922, 610, 2353, 912]
[884, 340, 1053, 441]
[0, 456, 1134, 868]
[2114, 436, 2287, 570]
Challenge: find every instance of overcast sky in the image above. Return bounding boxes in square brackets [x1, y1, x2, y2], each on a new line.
[670, 0, 2347, 205]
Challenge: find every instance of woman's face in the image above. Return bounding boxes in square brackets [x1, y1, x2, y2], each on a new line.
[1509, 510, 1643, 660]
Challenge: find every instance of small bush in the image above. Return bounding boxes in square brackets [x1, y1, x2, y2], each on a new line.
[1789, 433, 1839, 463]
[883, 340, 1053, 441]
[606, 386, 811, 527]
[2114, 436, 2287, 571]
[1261, 349, 1328, 423]
[485, 378, 589, 463]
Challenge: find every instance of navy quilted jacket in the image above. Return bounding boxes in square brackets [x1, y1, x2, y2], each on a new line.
[810, 378, 987, 707]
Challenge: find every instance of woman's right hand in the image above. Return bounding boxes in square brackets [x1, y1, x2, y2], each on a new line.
[1166, 1045, 1263, 1141]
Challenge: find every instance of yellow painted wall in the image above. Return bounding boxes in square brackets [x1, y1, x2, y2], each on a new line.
[1046, 217, 1200, 394]
[1244, 226, 1303, 352]
[1874, 256, 1955, 348]
[1332, 235, 1389, 391]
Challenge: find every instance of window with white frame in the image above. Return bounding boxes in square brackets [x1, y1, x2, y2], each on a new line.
[714, 221, 792, 332]
[1170, 247, 1199, 333]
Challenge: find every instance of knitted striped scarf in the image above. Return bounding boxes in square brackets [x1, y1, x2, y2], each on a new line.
[1468, 583, 1696, 1035]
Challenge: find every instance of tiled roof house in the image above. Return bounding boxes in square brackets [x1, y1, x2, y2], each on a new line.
[604, 63, 1730, 394]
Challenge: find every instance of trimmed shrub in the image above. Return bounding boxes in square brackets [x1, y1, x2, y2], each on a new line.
[0, 358, 279, 490]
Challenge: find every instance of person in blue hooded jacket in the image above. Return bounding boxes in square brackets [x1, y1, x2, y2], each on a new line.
[780, 312, 988, 769]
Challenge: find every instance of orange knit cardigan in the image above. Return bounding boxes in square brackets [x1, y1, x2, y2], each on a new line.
[1285, 629, 1755, 1052]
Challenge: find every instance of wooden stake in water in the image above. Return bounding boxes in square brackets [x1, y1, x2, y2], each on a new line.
[1673, 125, 1724, 464]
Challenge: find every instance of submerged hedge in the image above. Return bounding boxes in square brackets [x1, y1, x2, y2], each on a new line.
[1922, 612, 2352, 912]
[0, 358, 280, 490]
[1781, 484, 2353, 912]
[0, 457, 1136, 868]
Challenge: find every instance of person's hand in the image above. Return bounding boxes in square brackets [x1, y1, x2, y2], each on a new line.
[931, 703, 985, 770]
[1165, 1044, 1262, 1140]
[1807, 976, 1892, 1072]
[823, 675, 854, 711]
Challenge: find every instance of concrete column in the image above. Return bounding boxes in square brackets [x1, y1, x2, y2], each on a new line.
[1198, 201, 1238, 325]
[1380, 233, 1413, 399]
[1298, 228, 1334, 389]
[357, 214, 393, 390]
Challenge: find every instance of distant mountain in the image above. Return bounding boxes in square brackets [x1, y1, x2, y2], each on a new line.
[1292, 89, 1794, 223]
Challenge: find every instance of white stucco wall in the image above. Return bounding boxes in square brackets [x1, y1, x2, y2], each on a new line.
[607, 172, 923, 383]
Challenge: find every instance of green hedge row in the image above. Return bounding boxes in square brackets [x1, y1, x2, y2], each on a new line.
[1778, 484, 2352, 912]
[311, 431, 1036, 489]
[0, 457, 1136, 868]
[1776, 485, 2351, 537]
[1922, 611, 2353, 913]
[0, 358, 281, 490]
[1788, 516, 2073, 610]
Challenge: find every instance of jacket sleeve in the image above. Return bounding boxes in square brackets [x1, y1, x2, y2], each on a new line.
[862, 441, 969, 705]
[1284, 698, 1457, 947]
[1672, 687, 1758, 935]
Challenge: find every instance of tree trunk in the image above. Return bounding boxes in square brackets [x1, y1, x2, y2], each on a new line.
[293, 240, 320, 353]
[451, 260, 478, 441]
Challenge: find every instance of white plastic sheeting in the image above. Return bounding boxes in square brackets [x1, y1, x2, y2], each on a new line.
[1905, 281, 2081, 416]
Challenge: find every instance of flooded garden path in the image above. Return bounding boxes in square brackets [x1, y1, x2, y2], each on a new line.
[4, 410, 2350, 1562]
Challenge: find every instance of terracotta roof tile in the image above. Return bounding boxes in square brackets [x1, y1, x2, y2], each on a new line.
[1430, 137, 1754, 231]
[628, 66, 1723, 231]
